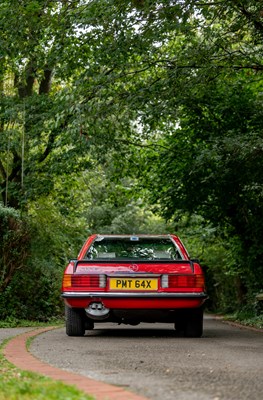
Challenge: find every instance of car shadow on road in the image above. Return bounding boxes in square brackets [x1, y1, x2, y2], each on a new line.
[85, 327, 183, 339]
[79, 318, 262, 340]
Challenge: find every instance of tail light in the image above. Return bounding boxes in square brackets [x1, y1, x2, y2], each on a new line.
[62, 274, 106, 290]
[161, 274, 205, 289]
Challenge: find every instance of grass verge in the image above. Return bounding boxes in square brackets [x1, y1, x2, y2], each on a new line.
[223, 313, 263, 329]
[0, 338, 94, 400]
[0, 318, 64, 328]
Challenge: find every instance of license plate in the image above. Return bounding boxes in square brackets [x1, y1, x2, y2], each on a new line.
[109, 278, 158, 291]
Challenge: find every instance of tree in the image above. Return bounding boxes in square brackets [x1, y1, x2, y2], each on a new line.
[1, 0, 263, 316]
[145, 75, 263, 300]
[0, 0, 97, 208]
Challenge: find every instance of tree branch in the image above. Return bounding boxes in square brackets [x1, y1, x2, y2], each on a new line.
[237, 3, 263, 34]
[39, 68, 53, 94]
[0, 159, 6, 179]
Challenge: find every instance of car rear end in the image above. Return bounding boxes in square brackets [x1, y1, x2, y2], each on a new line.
[61, 234, 207, 337]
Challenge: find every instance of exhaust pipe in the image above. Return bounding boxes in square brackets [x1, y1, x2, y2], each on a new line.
[85, 302, 110, 320]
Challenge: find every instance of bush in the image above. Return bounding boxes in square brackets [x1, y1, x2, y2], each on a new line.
[175, 214, 261, 315]
[0, 198, 86, 322]
[0, 259, 64, 321]
[0, 204, 31, 293]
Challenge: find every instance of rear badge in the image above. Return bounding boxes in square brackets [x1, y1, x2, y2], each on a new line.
[130, 264, 139, 271]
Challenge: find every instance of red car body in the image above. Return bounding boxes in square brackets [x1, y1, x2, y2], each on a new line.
[61, 234, 207, 337]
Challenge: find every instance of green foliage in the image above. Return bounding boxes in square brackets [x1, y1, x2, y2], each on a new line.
[1, 0, 263, 321]
[0, 0, 97, 209]
[81, 168, 172, 234]
[86, 200, 171, 235]
[0, 195, 88, 321]
[0, 204, 31, 292]
[170, 214, 242, 313]
[0, 261, 63, 321]
[0, 318, 63, 328]
[143, 76, 263, 311]
[224, 312, 263, 330]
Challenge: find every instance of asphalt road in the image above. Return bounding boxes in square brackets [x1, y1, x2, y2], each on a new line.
[30, 315, 263, 400]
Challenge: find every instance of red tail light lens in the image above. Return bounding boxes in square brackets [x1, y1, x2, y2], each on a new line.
[62, 274, 106, 290]
[71, 275, 100, 287]
[161, 274, 205, 288]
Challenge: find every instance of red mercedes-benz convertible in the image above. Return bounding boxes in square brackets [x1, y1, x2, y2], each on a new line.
[61, 234, 207, 337]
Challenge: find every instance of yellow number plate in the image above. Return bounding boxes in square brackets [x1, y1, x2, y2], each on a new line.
[109, 278, 158, 291]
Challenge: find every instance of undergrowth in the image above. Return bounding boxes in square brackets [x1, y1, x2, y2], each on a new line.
[224, 312, 263, 329]
[0, 318, 64, 329]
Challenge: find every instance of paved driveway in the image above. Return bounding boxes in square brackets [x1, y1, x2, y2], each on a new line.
[29, 315, 263, 400]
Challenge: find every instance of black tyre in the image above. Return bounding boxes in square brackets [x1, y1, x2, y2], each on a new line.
[183, 307, 204, 338]
[65, 306, 85, 336]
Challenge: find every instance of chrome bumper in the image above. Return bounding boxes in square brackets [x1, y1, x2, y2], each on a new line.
[62, 291, 208, 299]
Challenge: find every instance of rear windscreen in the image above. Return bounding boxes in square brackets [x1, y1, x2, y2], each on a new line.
[85, 236, 183, 261]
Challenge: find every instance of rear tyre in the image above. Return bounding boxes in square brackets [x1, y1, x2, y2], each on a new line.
[183, 308, 204, 338]
[65, 306, 85, 336]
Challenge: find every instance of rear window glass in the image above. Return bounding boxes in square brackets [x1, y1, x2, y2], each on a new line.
[85, 236, 183, 260]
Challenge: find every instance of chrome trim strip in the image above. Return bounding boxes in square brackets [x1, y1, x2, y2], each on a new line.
[61, 291, 207, 299]
[106, 274, 161, 277]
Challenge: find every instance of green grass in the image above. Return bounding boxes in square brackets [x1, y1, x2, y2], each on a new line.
[0, 339, 94, 400]
[0, 318, 64, 328]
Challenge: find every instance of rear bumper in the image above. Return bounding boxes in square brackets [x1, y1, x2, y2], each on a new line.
[62, 291, 207, 299]
[62, 291, 208, 310]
